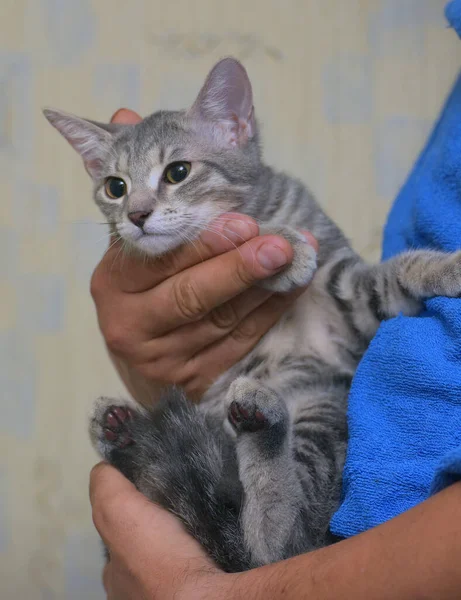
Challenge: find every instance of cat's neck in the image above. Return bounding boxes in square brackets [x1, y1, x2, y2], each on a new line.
[248, 164, 352, 265]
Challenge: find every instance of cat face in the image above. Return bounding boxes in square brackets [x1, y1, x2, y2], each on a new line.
[44, 58, 262, 256]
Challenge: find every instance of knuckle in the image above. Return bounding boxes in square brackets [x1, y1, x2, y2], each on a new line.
[183, 378, 209, 402]
[168, 359, 199, 390]
[135, 360, 161, 381]
[173, 276, 208, 322]
[172, 361, 195, 387]
[208, 302, 239, 331]
[179, 368, 207, 401]
[135, 356, 175, 384]
[229, 317, 259, 344]
[104, 325, 133, 357]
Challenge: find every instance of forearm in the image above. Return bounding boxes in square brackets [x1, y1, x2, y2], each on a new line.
[222, 482, 461, 600]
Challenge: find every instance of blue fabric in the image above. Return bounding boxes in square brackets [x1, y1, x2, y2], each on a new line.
[331, 1, 461, 538]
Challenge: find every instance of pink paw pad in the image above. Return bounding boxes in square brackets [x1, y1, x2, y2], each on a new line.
[103, 406, 133, 448]
[228, 401, 268, 432]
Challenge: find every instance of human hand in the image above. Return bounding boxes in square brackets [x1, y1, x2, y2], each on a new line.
[90, 462, 237, 600]
[90, 108, 318, 403]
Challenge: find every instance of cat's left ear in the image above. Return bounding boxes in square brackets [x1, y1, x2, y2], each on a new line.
[43, 108, 125, 179]
[189, 57, 255, 147]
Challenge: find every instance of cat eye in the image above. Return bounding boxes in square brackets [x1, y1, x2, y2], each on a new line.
[164, 162, 191, 184]
[104, 177, 127, 199]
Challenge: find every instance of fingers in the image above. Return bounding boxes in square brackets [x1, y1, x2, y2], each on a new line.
[150, 287, 273, 359]
[90, 463, 182, 555]
[167, 230, 316, 357]
[141, 234, 295, 335]
[90, 463, 211, 573]
[91, 214, 260, 296]
[184, 286, 307, 396]
[90, 462, 144, 548]
[303, 230, 319, 253]
[110, 108, 142, 124]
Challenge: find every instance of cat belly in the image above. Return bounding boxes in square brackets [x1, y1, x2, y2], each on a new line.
[256, 280, 353, 370]
[201, 276, 354, 420]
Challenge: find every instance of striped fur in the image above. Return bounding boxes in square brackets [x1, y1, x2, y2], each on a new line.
[46, 59, 461, 572]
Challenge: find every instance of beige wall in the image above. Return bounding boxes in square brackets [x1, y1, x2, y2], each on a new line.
[1, 0, 460, 597]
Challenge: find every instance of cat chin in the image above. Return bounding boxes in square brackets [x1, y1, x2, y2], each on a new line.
[125, 232, 184, 257]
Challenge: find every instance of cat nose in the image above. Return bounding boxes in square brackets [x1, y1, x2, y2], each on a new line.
[128, 211, 152, 228]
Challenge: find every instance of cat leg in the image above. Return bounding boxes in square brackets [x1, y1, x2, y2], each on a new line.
[257, 225, 318, 293]
[326, 249, 461, 341]
[379, 249, 461, 302]
[227, 376, 309, 565]
[290, 388, 348, 549]
[90, 394, 250, 572]
[89, 396, 150, 483]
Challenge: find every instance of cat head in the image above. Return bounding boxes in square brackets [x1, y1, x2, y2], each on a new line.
[44, 58, 262, 256]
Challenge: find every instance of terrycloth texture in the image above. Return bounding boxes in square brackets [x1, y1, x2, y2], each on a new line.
[331, 1, 461, 538]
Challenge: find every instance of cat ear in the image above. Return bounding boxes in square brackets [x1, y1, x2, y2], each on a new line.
[190, 58, 255, 147]
[43, 108, 122, 178]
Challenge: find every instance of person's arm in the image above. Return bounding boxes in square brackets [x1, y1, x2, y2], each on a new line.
[90, 463, 461, 600]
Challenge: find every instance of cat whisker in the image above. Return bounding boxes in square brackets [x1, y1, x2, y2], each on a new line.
[181, 232, 205, 262]
[93, 232, 115, 247]
[194, 225, 247, 262]
[103, 234, 123, 256]
[211, 214, 265, 227]
[109, 238, 127, 274]
[71, 220, 117, 226]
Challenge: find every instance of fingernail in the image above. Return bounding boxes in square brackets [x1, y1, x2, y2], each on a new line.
[257, 244, 289, 270]
[223, 220, 257, 243]
[301, 230, 319, 252]
[110, 108, 128, 122]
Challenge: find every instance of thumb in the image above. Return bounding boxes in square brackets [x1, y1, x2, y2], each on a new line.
[90, 463, 211, 566]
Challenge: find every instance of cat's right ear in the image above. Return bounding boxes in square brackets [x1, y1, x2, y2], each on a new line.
[43, 108, 124, 179]
[189, 58, 255, 147]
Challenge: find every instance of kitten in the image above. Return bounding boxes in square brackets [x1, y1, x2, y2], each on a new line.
[45, 58, 461, 572]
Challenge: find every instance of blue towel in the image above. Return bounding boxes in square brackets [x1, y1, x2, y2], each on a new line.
[331, 1, 461, 538]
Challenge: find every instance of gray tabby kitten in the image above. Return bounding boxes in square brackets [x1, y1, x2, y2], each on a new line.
[44, 58, 461, 572]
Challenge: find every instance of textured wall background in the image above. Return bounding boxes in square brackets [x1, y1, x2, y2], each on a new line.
[1, 0, 461, 597]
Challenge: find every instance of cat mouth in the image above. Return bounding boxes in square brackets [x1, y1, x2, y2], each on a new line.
[119, 227, 173, 240]
[141, 231, 171, 236]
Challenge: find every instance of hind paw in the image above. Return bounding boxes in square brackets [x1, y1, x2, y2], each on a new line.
[228, 399, 268, 432]
[227, 377, 288, 436]
[89, 397, 140, 459]
[102, 406, 133, 448]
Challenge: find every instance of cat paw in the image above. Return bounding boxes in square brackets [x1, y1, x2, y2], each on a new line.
[227, 377, 289, 436]
[258, 228, 317, 293]
[90, 397, 139, 459]
[102, 406, 133, 447]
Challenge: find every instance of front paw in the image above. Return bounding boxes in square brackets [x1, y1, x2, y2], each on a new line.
[258, 229, 317, 293]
